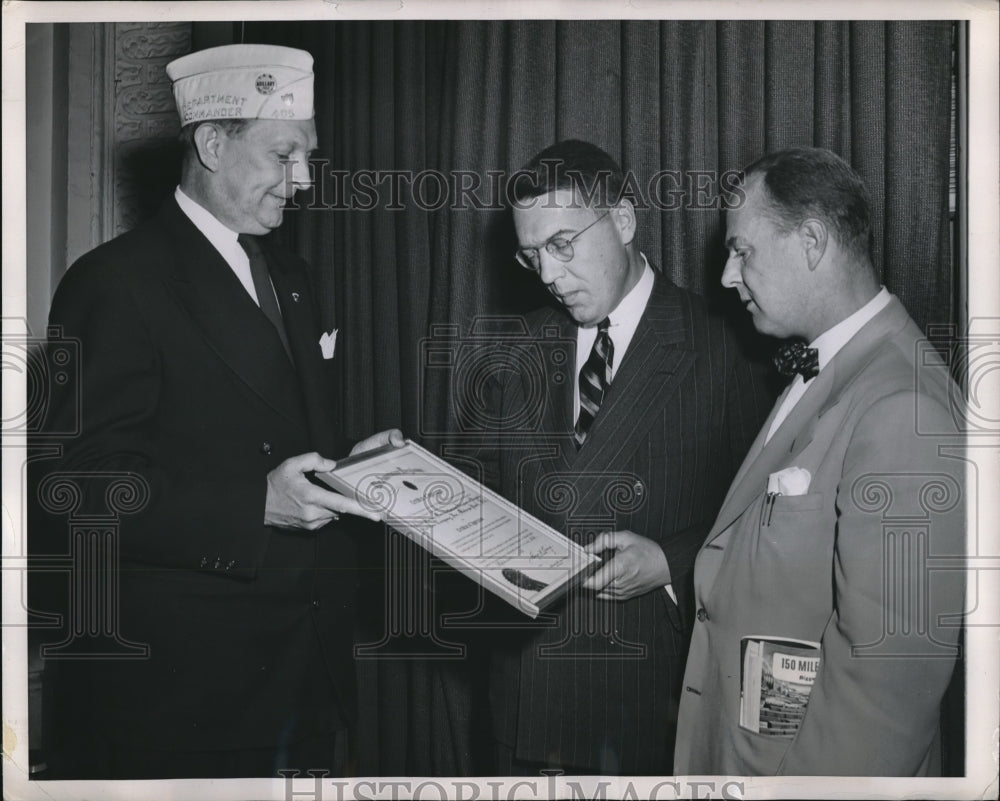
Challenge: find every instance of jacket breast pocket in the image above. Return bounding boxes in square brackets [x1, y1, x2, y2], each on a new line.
[759, 492, 827, 541]
[756, 491, 833, 601]
[768, 492, 825, 515]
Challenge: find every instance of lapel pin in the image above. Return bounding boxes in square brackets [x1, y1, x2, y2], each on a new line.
[291, 292, 300, 303]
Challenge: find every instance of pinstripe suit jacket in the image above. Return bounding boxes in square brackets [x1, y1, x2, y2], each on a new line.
[486, 273, 771, 774]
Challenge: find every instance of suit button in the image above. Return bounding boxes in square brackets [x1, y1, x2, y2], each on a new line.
[260, 442, 272, 455]
[696, 607, 709, 622]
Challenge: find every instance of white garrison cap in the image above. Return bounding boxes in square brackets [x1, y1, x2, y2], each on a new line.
[166, 44, 314, 125]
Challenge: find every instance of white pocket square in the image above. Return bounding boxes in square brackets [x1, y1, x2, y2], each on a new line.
[319, 329, 338, 360]
[767, 466, 811, 496]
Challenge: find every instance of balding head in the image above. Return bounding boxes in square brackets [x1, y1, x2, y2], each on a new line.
[722, 148, 882, 341]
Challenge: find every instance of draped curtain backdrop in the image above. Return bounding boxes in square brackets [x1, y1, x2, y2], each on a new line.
[245, 19, 956, 776]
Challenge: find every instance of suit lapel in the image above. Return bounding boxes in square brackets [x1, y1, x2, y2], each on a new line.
[529, 307, 577, 468]
[158, 199, 306, 428]
[574, 275, 695, 472]
[725, 381, 793, 489]
[707, 297, 913, 539]
[707, 371, 838, 539]
[266, 243, 343, 454]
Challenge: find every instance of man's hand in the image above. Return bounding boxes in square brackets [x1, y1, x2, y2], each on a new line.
[265, 452, 381, 529]
[349, 428, 405, 457]
[582, 530, 671, 601]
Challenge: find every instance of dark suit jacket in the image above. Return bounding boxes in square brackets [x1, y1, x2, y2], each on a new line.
[484, 273, 771, 774]
[674, 297, 965, 775]
[32, 197, 356, 771]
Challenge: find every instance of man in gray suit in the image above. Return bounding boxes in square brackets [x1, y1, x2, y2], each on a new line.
[674, 147, 965, 775]
[481, 139, 771, 774]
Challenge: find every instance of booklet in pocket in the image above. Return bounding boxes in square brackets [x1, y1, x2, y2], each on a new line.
[739, 635, 821, 737]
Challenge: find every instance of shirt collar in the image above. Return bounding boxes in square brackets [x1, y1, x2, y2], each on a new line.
[606, 253, 655, 328]
[810, 286, 892, 372]
[175, 186, 240, 250]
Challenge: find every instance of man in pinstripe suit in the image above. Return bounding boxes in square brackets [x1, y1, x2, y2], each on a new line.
[484, 140, 771, 774]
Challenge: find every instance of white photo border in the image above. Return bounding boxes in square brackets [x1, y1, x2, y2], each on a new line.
[3, 2, 998, 800]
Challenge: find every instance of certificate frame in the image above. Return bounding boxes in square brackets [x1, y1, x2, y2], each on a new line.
[316, 439, 601, 618]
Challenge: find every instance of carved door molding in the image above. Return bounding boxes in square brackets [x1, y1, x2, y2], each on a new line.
[65, 22, 191, 264]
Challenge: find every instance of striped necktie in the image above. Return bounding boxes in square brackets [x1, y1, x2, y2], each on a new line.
[575, 317, 613, 447]
[238, 234, 293, 362]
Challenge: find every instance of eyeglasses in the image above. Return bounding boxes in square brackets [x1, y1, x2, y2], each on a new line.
[514, 210, 612, 272]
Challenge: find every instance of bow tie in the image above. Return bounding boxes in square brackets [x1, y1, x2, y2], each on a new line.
[774, 341, 819, 380]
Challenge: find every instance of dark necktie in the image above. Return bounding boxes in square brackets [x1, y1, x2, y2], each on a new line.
[774, 341, 819, 380]
[575, 318, 614, 447]
[237, 234, 293, 361]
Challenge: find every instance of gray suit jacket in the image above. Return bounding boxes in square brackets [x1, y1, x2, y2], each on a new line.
[674, 296, 965, 775]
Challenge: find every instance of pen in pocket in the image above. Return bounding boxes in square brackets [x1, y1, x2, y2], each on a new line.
[760, 491, 781, 527]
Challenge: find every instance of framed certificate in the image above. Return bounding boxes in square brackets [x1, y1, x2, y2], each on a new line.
[316, 440, 600, 618]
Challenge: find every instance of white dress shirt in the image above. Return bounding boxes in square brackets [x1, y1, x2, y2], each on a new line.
[765, 287, 892, 443]
[571, 256, 674, 602]
[174, 186, 261, 306]
[573, 254, 655, 420]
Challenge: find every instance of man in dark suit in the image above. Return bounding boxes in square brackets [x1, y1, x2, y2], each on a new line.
[674, 148, 965, 775]
[31, 44, 399, 779]
[481, 140, 771, 774]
